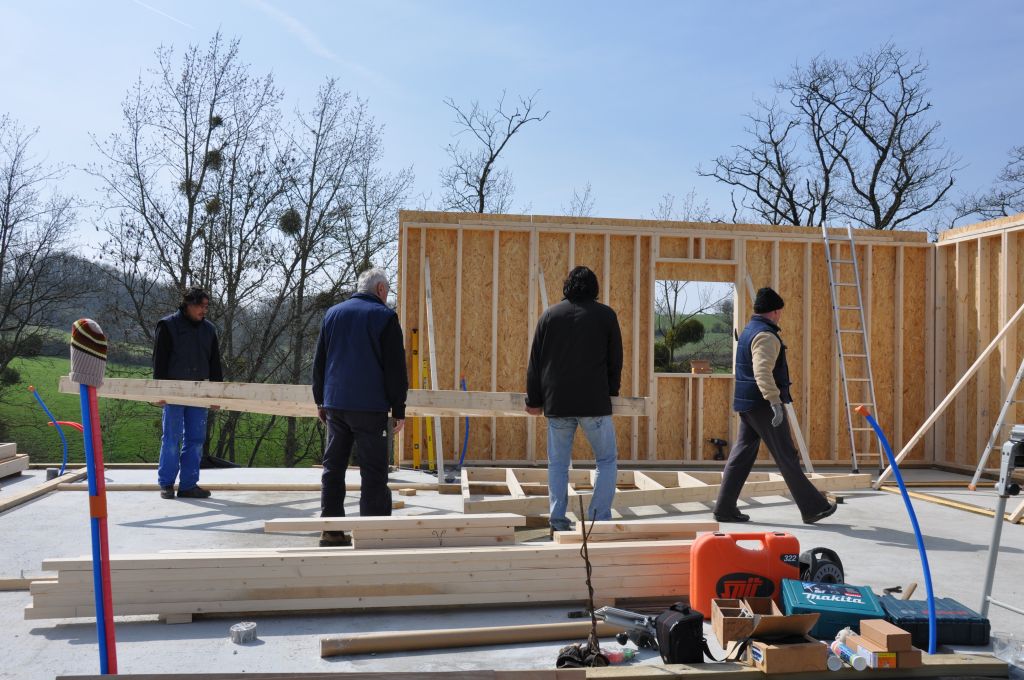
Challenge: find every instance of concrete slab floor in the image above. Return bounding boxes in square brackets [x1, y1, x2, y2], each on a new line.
[0, 467, 1021, 679]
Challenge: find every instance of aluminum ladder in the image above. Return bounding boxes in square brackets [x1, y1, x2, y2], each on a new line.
[822, 225, 881, 472]
[969, 354, 1024, 490]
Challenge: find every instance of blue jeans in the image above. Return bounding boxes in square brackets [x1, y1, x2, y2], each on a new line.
[546, 416, 618, 529]
[157, 405, 208, 490]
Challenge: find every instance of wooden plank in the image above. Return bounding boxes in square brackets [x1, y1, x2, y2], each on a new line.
[58, 482, 452, 493]
[491, 230, 500, 459]
[320, 621, 626, 657]
[505, 468, 526, 498]
[61, 378, 649, 418]
[424, 256, 447, 477]
[0, 470, 88, 514]
[0, 442, 16, 460]
[265, 513, 527, 533]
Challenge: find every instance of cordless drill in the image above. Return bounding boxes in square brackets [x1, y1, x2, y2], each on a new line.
[707, 438, 728, 461]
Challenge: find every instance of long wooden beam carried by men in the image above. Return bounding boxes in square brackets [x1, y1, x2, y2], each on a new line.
[57, 377, 650, 419]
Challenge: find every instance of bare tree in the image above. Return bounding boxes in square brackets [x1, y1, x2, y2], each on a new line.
[90, 32, 277, 340]
[702, 43, 957, 230]
[0, 115, 82, 398]
[276, 78, 413, 466]
[562, 182, 595, 217]
[954, 144, 1024, 224]
[439, 92, 548, 214]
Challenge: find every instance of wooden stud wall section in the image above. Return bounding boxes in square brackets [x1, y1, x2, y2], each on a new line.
[935, 216, 1024, 472]
[399, 211, 931, 464]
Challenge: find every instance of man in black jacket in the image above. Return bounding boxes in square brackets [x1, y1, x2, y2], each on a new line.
[153, 287, 223, 500]
[526, 266, 623, 532]
[313, 268, 408, 546]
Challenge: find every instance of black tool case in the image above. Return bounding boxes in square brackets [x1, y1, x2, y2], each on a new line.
[880, 595, 991, 647]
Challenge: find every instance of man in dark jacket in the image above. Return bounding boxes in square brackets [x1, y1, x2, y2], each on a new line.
[526, 266, 623, 532]
[313, 268, 408, 546]
[153, 287, 224, 500]
[714, 287, 837, 524]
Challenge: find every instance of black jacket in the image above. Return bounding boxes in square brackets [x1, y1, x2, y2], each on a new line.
[526, 298, 623, 417]
[153, 310, 223, 382]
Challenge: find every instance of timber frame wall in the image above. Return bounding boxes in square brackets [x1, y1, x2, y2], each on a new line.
[397, 210, 950, 468]
[933, 214, 1024, 474]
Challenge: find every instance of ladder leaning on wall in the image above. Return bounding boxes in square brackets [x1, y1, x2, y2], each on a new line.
[822, 225, 882, 473]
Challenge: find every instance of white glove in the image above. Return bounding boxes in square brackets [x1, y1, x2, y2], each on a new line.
[771, 403, 784, 427]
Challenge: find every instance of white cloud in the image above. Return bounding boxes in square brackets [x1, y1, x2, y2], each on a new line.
[129, 0, 196, 29]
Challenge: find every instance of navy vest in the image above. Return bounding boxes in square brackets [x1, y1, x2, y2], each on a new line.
[319, 293, 395, 412]
[159, 310, 218, 380]
[733, 314, 792, 412]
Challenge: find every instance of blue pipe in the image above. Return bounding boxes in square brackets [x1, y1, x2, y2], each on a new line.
[458, 377, 469, 467]
[858, 408, 937, 654]
[80, 385, 109, 674]
[30, 387, 69, 476]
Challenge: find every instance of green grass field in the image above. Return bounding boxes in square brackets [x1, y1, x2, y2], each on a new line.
[0, 356, 321, 467]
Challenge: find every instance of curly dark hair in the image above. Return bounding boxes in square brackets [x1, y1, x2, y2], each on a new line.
[180, 287, 210, 309]
[562, 266, 599, 302]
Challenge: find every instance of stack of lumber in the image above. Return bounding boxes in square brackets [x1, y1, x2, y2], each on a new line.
[0, 442, 28, 479]
[27, 518, 715, 622]
[264, 513, 524, 549]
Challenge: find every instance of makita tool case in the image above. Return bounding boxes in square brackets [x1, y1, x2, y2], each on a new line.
[781, 579, 885, 639]
[880, 595, 990, 647]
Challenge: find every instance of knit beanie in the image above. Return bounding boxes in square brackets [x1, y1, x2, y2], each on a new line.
[753, 287, 785, 314]
[70, 318, 108, 387]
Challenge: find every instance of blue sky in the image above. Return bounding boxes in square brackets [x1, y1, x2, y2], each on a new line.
[1, 0, 1022, 232]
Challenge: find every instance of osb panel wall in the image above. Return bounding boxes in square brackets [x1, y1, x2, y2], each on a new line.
[398, 210, 931, 466]
[934, 215, 1024, 473]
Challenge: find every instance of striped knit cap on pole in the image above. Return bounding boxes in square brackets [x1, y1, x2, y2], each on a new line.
[70, 318, 108, 387]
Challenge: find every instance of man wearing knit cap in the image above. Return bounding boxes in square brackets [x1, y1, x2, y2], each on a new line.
[713, 287, 837, 524]
[152, 287, 224, 500]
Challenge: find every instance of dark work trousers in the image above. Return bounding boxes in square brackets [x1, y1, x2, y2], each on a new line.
[321, 409, 393, 517]
[714, 402, 831, 519]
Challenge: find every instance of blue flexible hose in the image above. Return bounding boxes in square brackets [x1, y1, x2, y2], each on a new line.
[859, 408, 937, 654]
[458, 377, 469, 467]
[30, 387, 69, 476]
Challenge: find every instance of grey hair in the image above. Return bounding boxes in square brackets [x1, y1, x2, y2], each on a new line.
[357, 268, 389, 295]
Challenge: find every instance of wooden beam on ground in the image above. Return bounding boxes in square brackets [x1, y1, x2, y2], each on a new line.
[0, 470, 87, 514]
[59, 377, 650, 418]
[321, 621, 626, 657]
[265, 513, 527, 533]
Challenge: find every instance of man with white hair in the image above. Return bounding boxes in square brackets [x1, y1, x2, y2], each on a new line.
[312, 267, 408, 546]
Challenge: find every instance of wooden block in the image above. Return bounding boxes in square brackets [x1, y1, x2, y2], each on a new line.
[897, 648, 923, 668]
[0, 443, 16, 460]
[392, 500, 405, 510]
[159, 612, 193, 624]
[0, 454, 29, 478]
[847, 634, 898, 669]
[398, 488, 417, 496]
[859, 618, 912, 651]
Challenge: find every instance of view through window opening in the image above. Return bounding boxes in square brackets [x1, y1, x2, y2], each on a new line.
[654, 279, 735, 374]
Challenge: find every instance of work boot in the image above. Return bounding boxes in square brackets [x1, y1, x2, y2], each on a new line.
[713, 510, 751, 523]
[177, 485, 212, 499]
[318, 531, 352, 547]
[803, 501, 838, 525]
[160, 486, 175, 499]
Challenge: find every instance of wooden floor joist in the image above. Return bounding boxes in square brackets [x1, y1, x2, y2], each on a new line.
[0, 453, 29, 479]
[461, 467, 872, 515]
[58, 376, 650, 418]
